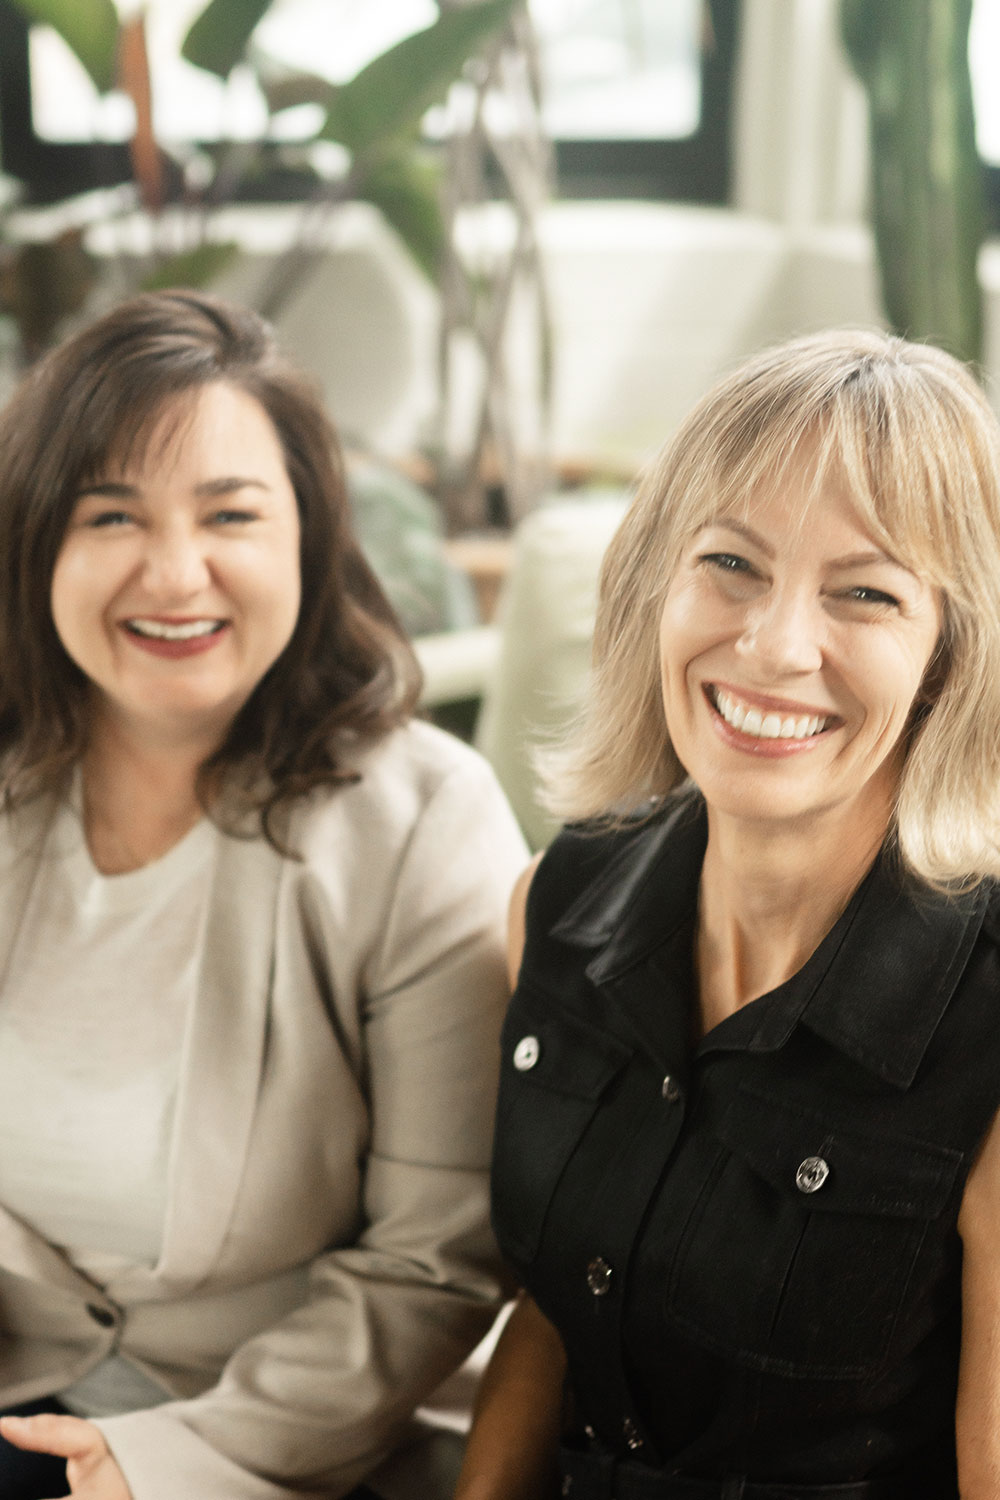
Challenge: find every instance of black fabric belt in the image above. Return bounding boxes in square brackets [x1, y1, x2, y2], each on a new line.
[558, 1447, 955, 1500]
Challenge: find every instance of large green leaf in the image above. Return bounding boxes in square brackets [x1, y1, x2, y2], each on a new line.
[358, 147, 446, 283]
[322, 0, 522, 157]
[7, 0, 118, 93]
[181, 0, 273, 79]
[840, 0, 983, 363]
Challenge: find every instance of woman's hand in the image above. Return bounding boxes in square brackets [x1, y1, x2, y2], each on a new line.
[0, 1413, 132, 1499]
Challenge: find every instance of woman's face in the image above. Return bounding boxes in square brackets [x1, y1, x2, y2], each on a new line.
[658, 464, 942, 840]
[51, 381, 302, 750]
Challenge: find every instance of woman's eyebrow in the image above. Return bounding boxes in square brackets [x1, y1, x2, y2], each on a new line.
[75, 481, 137, 499]
[704, 517, 905, 573]
[194, 476, 271, 496]
[703, 517, 773, 556]
[827, 549, 901, 570]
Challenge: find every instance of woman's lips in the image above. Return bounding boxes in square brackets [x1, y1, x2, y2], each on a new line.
[705, 684, 839, 755]
[120, 618, 229, 659]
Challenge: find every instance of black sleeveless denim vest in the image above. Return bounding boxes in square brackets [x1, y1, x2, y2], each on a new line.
[491, 794, 1000, 1493]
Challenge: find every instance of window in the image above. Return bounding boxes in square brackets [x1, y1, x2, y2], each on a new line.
[972, 0, 1000, 167]
[0, 0, 736, 205]
[970, 0, 1000, 230]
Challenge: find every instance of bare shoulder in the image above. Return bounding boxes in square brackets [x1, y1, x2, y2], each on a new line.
[507, 852, 544, 988]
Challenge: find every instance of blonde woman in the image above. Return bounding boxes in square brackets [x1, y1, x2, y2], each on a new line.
[456, 331, 1000, 1500]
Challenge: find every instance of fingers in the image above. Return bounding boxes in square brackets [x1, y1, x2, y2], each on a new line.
[0, 1412, 104, 1460]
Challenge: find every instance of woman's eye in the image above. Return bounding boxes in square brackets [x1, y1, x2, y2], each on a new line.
[701, 552, 753, 575]
[210, 508, 257, 525]
[843, 585, 901, 609]
[86, 509, 134, 528]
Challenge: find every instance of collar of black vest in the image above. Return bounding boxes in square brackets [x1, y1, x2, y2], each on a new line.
[550, 790, 991, 1090]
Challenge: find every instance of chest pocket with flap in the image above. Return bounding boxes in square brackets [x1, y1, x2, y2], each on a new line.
[665, 1083, 962, 1380]
[491, 989, 632, 1266]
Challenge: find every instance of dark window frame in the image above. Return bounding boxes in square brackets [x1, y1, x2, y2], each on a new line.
[0, 0, 738, 207]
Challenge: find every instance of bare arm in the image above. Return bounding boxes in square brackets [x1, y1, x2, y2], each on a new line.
[454, 855, 566, 1500]
[956, 1106, 1000, 1498]
[453, 1292, 566, 1500]
[506, 854, 543, 989]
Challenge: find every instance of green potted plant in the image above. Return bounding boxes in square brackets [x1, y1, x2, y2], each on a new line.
[840, 0, 985, 365]
[0, 0, 522, 332]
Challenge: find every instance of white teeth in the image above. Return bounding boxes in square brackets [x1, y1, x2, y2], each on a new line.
[127, 619, 222, 640]
[712, 688, 829, 741]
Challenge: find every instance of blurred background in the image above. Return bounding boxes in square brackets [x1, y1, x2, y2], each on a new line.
[0, 0, 993, 842]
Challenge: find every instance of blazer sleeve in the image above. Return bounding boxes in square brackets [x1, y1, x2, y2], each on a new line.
[96, 748, 529, 1500]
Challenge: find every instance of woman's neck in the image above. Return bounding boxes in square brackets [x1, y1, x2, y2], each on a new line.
[80, 718, 213, 875]
[694, 803, 888, 1038]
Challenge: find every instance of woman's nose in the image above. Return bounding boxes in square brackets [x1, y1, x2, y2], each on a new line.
[140, 526, 210, 597]
[734, 589, 824, 675]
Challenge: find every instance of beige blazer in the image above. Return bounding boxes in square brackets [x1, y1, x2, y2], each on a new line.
[0, 723, 528, 1499]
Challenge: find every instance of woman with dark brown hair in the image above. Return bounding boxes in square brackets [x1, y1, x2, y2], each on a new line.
[0, 290, 526, 1500]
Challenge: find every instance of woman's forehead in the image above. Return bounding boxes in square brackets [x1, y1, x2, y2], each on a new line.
[700, 461, 877, 532]
[81, 388, 202, 482]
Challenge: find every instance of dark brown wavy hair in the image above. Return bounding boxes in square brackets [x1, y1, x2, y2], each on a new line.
[0, 289, 422, 841]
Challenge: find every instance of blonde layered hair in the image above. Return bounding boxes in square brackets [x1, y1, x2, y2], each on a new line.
[545, 328, 1000, 888]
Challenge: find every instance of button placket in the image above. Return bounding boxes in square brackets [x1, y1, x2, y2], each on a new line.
[558, 1044, 681, 1473]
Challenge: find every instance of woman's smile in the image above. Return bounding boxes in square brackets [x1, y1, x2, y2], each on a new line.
[121, 616, 230, 657]
[705, 683, 839, 751]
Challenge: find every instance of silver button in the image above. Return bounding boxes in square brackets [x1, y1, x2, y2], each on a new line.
[513, 1035, 541, 1071]
[661, 1074, 683, 1103]
[795, 1155, 830, 1194]
[586, 1256, 613, 1296]
[623, 1417, 643, 1450]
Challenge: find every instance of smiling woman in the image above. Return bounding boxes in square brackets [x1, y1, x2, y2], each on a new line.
[0, 289, 527, 1500]
[454, 329, 1000, 1500]
[50, 383, 304, 783]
